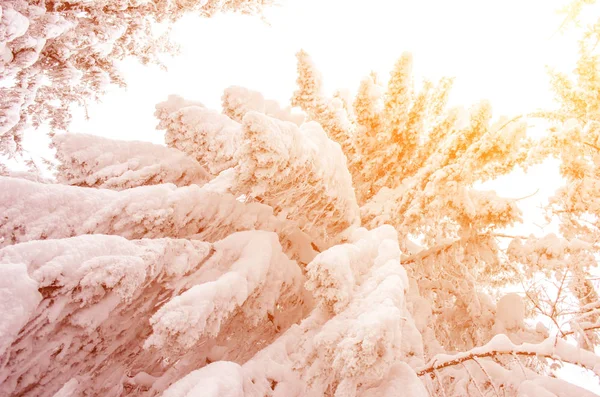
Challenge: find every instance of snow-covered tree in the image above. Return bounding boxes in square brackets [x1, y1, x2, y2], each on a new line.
[2, 47, 600, 397]
[292, 51, 539, 357]
[513, 6, 600, 352]
[0, 0, 272, 156]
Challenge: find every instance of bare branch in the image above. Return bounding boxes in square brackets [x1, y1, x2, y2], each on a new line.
[584, 141, 600, 152]
[513, 188, 540, 202]
[401, 238, 463, 264]
[462, 362, 485, 397]
[417, 334, 600, 377]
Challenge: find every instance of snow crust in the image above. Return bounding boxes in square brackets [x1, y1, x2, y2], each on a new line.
[222, 86, 305, 125]
[155, 95, 242, 176]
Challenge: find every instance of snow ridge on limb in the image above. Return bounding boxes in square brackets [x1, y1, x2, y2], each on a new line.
[163, 226, 427, 397]
[0, 231, 304, 396]
[417, 333, 600, 397]
[418, 333, 600, 376]
[222, 86, 305, 125]
[0, 177, 316, 263]
[52, 133, 210, 190]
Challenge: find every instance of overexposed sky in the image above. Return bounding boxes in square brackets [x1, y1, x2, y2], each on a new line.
[53, 0, 579, 145]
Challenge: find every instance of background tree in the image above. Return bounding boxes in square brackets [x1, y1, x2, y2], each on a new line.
[0, 0, 273, 157]
[507, 0, 600, 355]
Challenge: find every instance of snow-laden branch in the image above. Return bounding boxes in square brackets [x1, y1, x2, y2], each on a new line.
[53, 133, 210, 189]
[417, 333, 600, 377]
[155, 94, 360, 248]
[163, 226, 428, 397]
[0, 177, 316, 262]
[144, 231, 302, 355]
[0, 231, 304, 396]
[221, 86, 305, 125]
[155, 96, 242, 176]
[234, 112, 360, 248]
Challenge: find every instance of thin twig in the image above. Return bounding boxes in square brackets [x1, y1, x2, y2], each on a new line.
[472, 357, 501, 397]
[434, 369, 448, 397]
[460, 362, 483, 397]
[513, 188, 540, 202]
[584, 141, 600, 152]
[512, 354, 528, 380]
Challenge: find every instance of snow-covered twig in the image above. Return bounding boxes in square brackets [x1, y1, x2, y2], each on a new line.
[401, 237, 463, 264]
[417, 334, 600, 377]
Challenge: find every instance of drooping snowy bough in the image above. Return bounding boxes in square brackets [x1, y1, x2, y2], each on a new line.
[162, 226, 429, 397]
[155, 95, 360, 249]
[0, 232, 304, 396]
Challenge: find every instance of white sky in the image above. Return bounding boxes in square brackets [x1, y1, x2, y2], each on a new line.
[57, 0, 580, 143]
[19, 0, 600, 392]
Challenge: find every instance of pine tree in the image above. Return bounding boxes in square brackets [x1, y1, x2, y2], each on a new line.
[0, 0, 272, 156]
[2, 50, 600, 397]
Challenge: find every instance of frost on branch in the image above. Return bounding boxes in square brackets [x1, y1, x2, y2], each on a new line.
[360, 101, 527, 242]
[164, 226, 427, 397]
[523, 40, 600, 355]
[0, 231, 304, 396]
[291, 50, 356, 156]
[0, 176, 316, 263]
[290, 52, 529, 256]
[508, 234, 600, 349]
[531, 120, 600, 244]
[53, 133, 210, 189]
